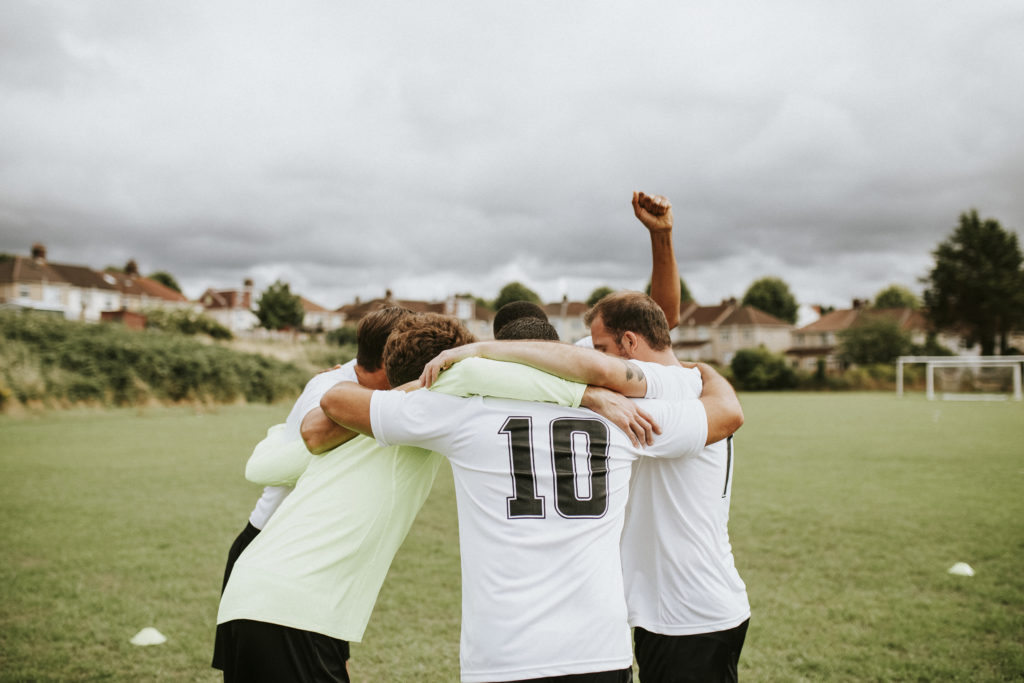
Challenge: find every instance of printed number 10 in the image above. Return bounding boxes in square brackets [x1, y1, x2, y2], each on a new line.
[500, 416, 610, 520]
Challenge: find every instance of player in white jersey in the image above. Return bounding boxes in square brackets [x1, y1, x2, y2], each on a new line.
[420, 290, 750, 682]
[587, 291, 751, 683]
[320, 321, 743, 683]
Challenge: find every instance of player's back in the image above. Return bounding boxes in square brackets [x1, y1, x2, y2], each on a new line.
[370, 389, 708, 681]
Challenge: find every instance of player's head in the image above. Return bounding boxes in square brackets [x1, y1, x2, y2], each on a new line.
[493, 301, 548, 338]
[356, 306, 414, 372]
[584, 291, 671, 358]
[495, 316, 560, 341]
[383, 313, 477, 386]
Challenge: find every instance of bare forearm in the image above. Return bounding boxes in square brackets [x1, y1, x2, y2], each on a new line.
[320, 381, 375, 436]
[301, 408, 357, 455]
[648, 230, 680, 328]
[696, 363, 744, 444]
[462, 341, 647, 397]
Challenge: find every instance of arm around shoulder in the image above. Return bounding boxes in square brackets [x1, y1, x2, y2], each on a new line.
[695, 363, 744, 445]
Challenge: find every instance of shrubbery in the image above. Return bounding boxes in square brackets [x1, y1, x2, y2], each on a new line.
[730, 347, 798, 390]
[0, 311, 307, 409]
[144, 308, 233, 339]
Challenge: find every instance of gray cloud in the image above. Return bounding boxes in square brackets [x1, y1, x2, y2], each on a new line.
[1, 0, 1022, 310]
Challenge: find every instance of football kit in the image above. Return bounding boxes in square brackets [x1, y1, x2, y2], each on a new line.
[370, 379, 709, 682]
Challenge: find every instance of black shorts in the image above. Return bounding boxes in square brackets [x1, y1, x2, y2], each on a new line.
[633, 620, 749, 683]
[212, 522, 261, 670]
[498, 667, 632, 683]
[215, 619, 350, 683]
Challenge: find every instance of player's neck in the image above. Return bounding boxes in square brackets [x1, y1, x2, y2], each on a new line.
[630, 346, 682, 367]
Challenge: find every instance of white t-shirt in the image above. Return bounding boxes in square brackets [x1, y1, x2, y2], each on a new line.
[246, 361, 358, 528]
[622, 361, 750, 635]
[370, 388, 708, 682]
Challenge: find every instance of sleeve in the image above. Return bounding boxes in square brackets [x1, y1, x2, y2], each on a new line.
[574, 335, 594, 348]
[633, 398, 709, 459]
[370, 389, 464, 452]
[283, 365, 356, 437]
[634, 361, 702, 401]
[430, 357, 586, 408]
[244, 423, 316, 486]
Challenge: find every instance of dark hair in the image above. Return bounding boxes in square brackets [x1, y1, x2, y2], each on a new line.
[356, 306, 413, 371]
[383, 313, 477, 386]
[493, 301, 548, 337]
[496, 316, 560, 341]
[584, 291, 671, 350]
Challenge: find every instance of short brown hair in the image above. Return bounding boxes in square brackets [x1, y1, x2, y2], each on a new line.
[584, 291, 672, 350]
[383, 313, 477, 386]
[357, 306, 413, 371]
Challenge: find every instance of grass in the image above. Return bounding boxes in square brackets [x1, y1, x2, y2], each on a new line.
[1, 394, 1022, 681]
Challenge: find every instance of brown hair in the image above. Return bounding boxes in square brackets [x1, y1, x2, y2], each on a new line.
[493, 300, 548, 337]
[383, 313, 477, 386]
[357, 306, 414, 371]
[584, 291, 672, 350]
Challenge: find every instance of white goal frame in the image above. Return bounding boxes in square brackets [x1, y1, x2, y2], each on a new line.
[896, 356, 1023, 401]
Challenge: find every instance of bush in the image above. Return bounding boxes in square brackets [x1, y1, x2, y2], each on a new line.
[144, 308, 233, 340]
[326, 325, 358, 347]
[0, 310, 306, 409]
[730, 347, 797, 390]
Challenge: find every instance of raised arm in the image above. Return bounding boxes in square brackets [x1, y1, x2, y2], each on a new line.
[694, 362, 744, 445]
[634, 191, 680, 328]
[420, 341, 648, 397]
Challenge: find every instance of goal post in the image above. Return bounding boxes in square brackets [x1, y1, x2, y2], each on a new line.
[897, 356, 1023, 401]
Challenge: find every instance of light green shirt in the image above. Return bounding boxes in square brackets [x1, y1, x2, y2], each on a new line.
[217, 358, 584, 641]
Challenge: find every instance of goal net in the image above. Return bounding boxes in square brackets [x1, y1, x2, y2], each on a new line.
[896, 356, 1023, 401]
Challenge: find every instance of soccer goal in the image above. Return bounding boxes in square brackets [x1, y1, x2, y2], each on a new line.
[896, 356, 1023, 401]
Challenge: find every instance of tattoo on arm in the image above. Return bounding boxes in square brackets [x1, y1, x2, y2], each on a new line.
[621, 360, 641, 385]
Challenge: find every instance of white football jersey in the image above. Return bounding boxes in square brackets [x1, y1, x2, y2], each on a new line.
[248, 361, 358, 529]
[371, 388, 708, 682]
[622, 361, 750, 635]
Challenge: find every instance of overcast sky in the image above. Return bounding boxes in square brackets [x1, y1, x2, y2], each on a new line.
[2, 1, 1022, 315]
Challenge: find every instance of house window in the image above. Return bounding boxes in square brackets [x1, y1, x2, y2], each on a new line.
[820, 333, 829, 345]
[744, 331, 754, 342]
[795, 333, 804, 344]
[19, 285, 31, 299]
[720, 330, 730, 341]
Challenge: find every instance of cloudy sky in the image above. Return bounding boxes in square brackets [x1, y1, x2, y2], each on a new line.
[2, 1, 1022, 315]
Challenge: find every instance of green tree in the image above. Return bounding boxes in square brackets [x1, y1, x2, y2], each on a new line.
[256, 280, 304, 330]
[837, 318, 912, 365]
[644, 277, 692, 303]
[148, 270, 183, 293]
[730, 347, 797, 390]
[587, 286, 615, 307]
[493, 281, 542, 311]
[922, 209, 1024, 355]
[741, 277, 798, 324]
[874, 284, 919, 309]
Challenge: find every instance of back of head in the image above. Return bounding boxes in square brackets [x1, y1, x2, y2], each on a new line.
[384, 313, 477, 386]
[584, 291, 671, 350]
[495, 316, 560, 341]
[493, 301, 548, 337]
[357, 306, 414, 371]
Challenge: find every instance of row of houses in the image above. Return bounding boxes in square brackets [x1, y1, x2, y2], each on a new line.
[0, 243, 995, 371]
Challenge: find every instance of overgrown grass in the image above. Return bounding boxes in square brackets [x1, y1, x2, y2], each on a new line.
[0, 311, 309, 409]
[0, 394, 1021, 681]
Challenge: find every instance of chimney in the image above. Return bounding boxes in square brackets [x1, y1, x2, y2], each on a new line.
[244, 278, 254, 309]
[852, 298, 864, 309]
[125, 260, 139, 277]
[385, 289, 393, 301]
[31, 243, 46, 263]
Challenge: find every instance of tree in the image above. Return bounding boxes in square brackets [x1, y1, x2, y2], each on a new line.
[873, 284, 919, 309]
[922, 209, 1024, 355]
[644, 277, 692, 303]
[148, 270, 183, 294]
[256, 280, 304, 330]
[493, 281, 542, 311]
[730, 347, 797, 390]
[587, 286, 615, 307]
[837, 318, 912, 365]
[741, 277, 798, 324]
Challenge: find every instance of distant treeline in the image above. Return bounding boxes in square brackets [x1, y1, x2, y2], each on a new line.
[0, 311, 308, 410]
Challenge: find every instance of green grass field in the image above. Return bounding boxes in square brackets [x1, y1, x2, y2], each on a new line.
[1, 394, 1022, 681]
